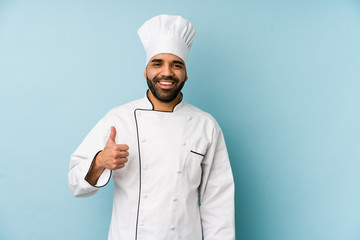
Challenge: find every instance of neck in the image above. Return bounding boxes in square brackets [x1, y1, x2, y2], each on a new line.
[147, 90, 182, 112]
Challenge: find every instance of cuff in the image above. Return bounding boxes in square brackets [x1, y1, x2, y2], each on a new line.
[85, 150, 112, 188]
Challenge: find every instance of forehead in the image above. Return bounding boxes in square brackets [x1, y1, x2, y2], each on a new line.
[149, 53, 184, 64]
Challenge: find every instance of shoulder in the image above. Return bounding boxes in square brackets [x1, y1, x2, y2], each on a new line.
[100, 97, 147, 122]
[182, 102, 220, 129]
[106, 98, 145, 114]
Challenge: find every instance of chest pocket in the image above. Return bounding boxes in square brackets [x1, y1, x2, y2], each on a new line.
[180, 146, 205, 188]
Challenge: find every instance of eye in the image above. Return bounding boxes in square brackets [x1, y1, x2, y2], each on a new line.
[173, 64, 184, 69]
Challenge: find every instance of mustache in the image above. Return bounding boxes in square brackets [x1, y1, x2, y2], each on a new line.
[153, 76, 179, 83]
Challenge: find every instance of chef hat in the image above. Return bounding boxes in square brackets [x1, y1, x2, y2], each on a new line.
[138, 14, 196, 66]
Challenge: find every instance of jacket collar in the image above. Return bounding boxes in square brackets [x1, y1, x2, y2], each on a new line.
[142, 91, 184, 112]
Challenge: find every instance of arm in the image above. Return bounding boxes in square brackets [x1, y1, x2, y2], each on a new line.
[199, 126, 235, 240]
[68, 117, 129, 197]
[68, 118, 110, 198]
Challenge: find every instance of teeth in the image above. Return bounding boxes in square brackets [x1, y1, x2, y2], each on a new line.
[159, 81, 173, 85]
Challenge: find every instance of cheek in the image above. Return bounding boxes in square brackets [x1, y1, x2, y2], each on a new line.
[179, 72, 187, 82]
[146, 68, 160, 79]
[145, 70, 153, 80]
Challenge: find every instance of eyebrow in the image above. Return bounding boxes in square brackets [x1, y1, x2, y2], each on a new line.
[150, 59, 185, 66]
[151, 59, 163, 62]
[173, 60, 184, 66]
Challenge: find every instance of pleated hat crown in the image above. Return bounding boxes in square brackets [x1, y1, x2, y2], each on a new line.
[138, 14, 196, 66]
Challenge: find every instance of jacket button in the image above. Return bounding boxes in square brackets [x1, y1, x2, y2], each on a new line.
[187, 116, 192, 120]
[169, 226, 175, 230]
[141, 139, 146, 143]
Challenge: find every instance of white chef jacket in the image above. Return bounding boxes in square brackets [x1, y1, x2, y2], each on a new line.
[68, 94, 235, 240]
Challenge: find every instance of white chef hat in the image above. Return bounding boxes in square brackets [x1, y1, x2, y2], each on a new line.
[138, 14, 196, 67]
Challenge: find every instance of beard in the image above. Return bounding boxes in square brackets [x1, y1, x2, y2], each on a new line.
[146, 75, 185, 103]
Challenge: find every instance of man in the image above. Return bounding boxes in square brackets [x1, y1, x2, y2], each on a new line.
[68, 14, 235, 240]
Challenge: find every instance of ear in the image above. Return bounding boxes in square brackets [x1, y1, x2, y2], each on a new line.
[144, 68, 147, 79]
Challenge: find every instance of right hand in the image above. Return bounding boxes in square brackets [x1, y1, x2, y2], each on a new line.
[96, 126, 129, 170]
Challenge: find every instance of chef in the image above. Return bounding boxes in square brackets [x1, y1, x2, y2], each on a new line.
[68, 14, 235, 240]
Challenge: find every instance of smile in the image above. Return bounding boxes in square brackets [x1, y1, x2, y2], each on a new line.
[158, 81, 175, 89]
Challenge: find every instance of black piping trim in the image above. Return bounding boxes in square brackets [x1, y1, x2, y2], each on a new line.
[133, 103, 185, 239]
[190, 150, 205, 157]
[84, 150, 112, 188]
[134, 109, 142, 240]
[145, 90, 155, 110]
[145, 90, 184, 112]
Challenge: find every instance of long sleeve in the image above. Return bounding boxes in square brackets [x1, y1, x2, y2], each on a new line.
[199, 125, 235, 240]
[68, 117, 112, 198]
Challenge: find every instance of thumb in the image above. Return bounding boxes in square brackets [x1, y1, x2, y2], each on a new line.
[107, 126, 117, 144]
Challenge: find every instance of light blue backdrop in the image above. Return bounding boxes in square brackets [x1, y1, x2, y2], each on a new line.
[1, 0, 359, 239]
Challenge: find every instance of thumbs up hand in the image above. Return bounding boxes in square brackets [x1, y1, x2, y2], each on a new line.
[96, 126, 129, 170]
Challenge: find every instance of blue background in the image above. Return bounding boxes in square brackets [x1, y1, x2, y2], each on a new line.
[1, 0, 360, 239]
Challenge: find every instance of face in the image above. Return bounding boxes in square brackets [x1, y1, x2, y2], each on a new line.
[145, 53, 188, 103]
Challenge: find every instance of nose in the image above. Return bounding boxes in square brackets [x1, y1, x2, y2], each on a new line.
[161, 65, 174, 77]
